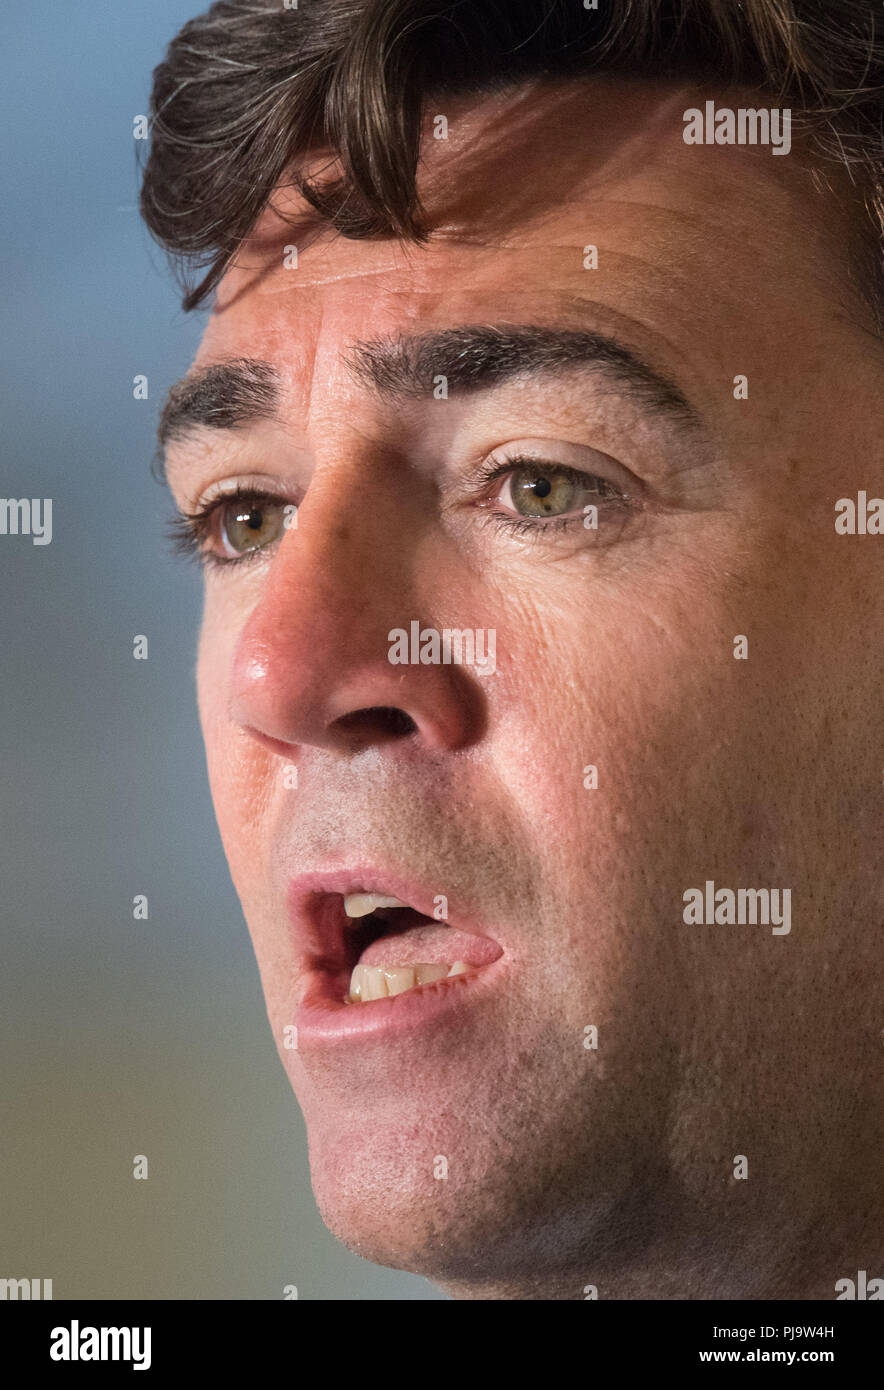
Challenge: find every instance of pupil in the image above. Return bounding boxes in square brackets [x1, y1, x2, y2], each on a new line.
[243, 508, 262, 531]
[532, 477, 552, 497]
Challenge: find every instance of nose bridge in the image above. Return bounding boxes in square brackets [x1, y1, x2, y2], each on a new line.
[234, 449, 403, 694]
[258, 430, 423, 633]
[229, 441, 482, 754]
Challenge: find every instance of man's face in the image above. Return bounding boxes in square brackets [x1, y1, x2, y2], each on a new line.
[165, 78, 882, 1294]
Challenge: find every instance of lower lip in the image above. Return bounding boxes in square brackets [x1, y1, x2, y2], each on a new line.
[293, 957, 506, 1046]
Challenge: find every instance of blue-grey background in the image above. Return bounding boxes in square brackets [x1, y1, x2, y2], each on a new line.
[0, 0, 441, 1300]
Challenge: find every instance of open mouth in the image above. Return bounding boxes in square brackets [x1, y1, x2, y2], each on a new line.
[301, 883, 503, 1008]
[342, 893, 470, 1002]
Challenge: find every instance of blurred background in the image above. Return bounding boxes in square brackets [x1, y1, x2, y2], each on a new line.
[0, 0, 442, 1300]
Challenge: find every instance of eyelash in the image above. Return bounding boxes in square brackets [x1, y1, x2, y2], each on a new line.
[167, 485, 282, 571]
[167, 461, 633, 569]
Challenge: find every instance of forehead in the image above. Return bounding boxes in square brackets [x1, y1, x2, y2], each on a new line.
[194, 76, 842, 401]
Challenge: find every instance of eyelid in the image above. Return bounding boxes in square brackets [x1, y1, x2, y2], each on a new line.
[472, 456, 636, 510]
[189, 472, 295, 513]
[472, 438, 642, 499]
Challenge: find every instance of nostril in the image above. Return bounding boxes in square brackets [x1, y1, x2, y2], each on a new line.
[334, 706, 418, 740]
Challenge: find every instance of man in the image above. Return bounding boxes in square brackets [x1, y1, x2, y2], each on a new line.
[142, 0, 883, 1299]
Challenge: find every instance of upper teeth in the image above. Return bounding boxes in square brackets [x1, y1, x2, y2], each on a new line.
[344, 892, 408, 919]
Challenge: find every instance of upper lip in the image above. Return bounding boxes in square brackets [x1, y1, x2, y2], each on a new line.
[286, 864, 498, 975]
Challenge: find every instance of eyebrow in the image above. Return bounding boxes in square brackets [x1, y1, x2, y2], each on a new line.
[346, 324, 699, 423]
[158, 324, 701, 463]
[159, 357, 280, 451]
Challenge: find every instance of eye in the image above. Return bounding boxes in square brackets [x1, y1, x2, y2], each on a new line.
[499, 464, 582, 518]
[168, 487, 292, 568]
[219, 495, 287, 557]
[490, 461, 626, 522]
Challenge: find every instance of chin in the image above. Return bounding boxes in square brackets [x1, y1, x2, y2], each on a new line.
[303, 1115, 611, 1289]
[303, 1126, 511, 1279]
[310, 1172, 457, 1275]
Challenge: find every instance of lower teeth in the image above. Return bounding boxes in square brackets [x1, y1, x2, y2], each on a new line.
[349, 960, 467, 1002]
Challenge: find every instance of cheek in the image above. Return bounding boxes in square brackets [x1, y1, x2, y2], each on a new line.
[484, 594, 649, 827]
[196, 610, 271, 882]
[486, 580, 745, 888]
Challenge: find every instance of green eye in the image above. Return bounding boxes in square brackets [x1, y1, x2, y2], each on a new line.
[504, 466, 581, 518]
[221, 498, 286, 555]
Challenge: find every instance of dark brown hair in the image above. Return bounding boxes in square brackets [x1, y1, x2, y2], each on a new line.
[140, 0, 884, 315]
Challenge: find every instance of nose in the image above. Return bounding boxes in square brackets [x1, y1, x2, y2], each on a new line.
[229, 465, 484, 756]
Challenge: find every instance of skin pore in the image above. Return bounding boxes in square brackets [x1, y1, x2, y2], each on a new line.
[163, 77, 884, 1299]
